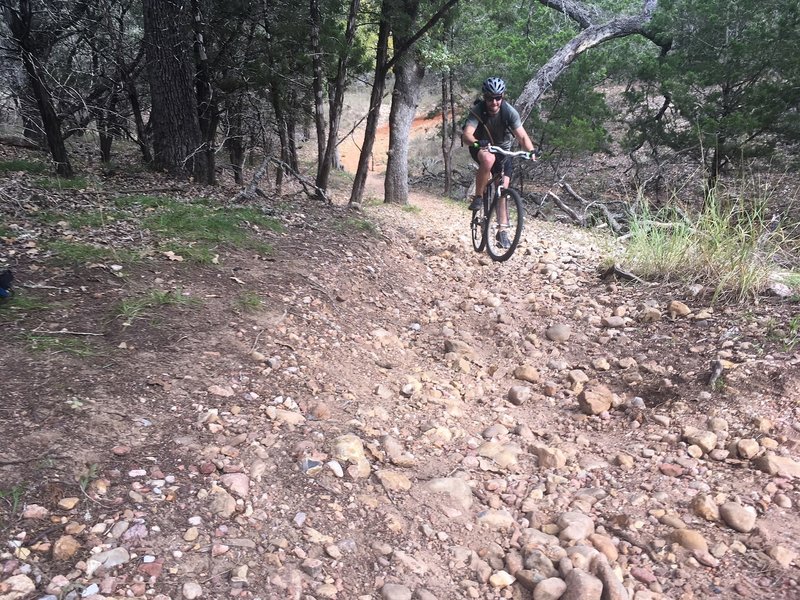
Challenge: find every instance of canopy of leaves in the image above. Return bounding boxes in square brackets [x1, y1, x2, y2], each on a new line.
[624, 0, 800, 170]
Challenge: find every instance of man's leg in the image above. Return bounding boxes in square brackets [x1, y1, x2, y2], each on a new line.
[475, 152, 495, 197]
[497, 174, 511, 224]
[496, 174, 512, 248]
[470, 151, 495, 210]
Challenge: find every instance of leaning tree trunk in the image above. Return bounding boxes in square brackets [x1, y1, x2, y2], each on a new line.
[125, 79, 152, 164]
[142, 0, 209, 182]
[316, 0, 360, 198]
[20, 53, 72, 176]
[348, 0, 459, 206]
[441, 69, 457, 196]
[384, 51, 425, 204]
[192, 0, 216, 185]
[348, 12, 390, 206]
[310, 0, 327, 168]
[517, 0, 661, 122]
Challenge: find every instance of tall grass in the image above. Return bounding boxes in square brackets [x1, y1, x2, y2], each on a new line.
[623, 181, 798, 302]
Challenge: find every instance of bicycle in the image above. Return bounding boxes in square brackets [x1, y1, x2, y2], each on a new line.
[470, 144, 534, 261]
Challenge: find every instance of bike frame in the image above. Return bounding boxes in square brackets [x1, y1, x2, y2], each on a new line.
[482, 145, 532, 219]
[470, 144, 534, 261]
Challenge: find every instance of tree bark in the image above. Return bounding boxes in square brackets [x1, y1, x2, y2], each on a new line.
[310, 0, 327, 168]
[191, 0, 217, 184]
[385, 50, 425, 204]
[2, 2, 73, 176]
[441, 68, 457, 196]
[316, 0, 360, 197]
[349, 0, 459, 206]
[516, 0, 660, 122]
[348, 5, 391, 206]
[142, 0, 209, 181]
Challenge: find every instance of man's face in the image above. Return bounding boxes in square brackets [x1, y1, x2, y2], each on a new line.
[484, 93, 503, 115]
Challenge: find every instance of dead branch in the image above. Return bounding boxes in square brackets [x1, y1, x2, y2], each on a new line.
[231, 159, 271, 203]
[0, 135, 42, 150]
[600, 263, 645, 284]
[232, 158, 329, 204]
[546, 190, 585, 226]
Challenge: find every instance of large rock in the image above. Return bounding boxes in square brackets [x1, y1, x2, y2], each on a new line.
[533, 577, 567, 600]
[719, 502, 757, 533]
[682, 427, 717, 453]
[562, 568, 603, 600]
[514, 365, 541, 383]
[420, 477, 473, 512]
[557, 511, 595, 542]
[545, 324, 572, 342]
[578, 384, 613, 415]
[0, 575, 36, 600]
[669, 529, 708, 552]
[754, 455, 800, 479]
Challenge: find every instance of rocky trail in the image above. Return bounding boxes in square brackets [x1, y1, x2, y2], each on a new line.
[1, 156, 800, 600]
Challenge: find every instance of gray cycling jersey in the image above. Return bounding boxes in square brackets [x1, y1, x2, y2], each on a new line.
[464, 100, 521, 150]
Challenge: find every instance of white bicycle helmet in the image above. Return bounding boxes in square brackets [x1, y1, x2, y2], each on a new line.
[482, 77, 506, 96]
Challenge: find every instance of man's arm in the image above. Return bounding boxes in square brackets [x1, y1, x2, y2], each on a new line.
[513, 125, 534, 153]
[462, 122, 478, 147]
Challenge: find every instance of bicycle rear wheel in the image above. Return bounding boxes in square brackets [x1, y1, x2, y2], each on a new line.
[486, 188, 524, 261]
[471, 200, 487, 252]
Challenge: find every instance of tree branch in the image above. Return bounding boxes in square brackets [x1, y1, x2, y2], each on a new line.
[517, 0, 662, 122]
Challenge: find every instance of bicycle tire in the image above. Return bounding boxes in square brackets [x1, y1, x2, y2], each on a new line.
[485, 188, 524, 261]
[471, 198, 487, 252]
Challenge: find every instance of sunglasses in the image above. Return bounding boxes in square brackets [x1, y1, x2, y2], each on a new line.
[484, 95, 503, 102]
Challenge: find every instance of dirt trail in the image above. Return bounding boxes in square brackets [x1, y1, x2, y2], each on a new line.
[1, 120, 799, 600]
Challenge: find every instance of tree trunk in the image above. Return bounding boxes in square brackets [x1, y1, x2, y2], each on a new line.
[286, 90, 299, 173]
[125, 79, 152, 164]
[142, 0, 208, 181]
[97, 92, 119, 163]
[384, 51, 425, 204]
[348, 11, 390, 206]
[226, 100, 246, 185]
[310, 0, 327, 167]
[2, 4, 73, 176]
[348, 0, 459, 206]
[11, 69, 44, 146]
[191, 0, 216, 185]
[316, 0, 360, 198]
[441, 69, 457, 196]
[517, 0, 660, 122]
[20, 51, 73, 177]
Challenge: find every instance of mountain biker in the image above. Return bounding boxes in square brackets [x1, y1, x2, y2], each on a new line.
[462, 76, 535, 248]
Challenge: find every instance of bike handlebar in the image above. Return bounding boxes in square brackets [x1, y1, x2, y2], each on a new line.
[472, 142, 536, 160]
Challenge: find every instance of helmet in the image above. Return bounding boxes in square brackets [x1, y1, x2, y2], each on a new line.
[482, 77, 506, 96]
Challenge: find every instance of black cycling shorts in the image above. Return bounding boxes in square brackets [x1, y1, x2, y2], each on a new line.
[469, 145, 514, 178]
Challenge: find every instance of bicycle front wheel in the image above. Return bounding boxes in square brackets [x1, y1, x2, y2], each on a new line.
[471, 203, 487, 252]
[486, 188, 524, 261]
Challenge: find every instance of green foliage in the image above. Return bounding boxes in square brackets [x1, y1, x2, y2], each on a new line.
[45, 241, 117, 264]
[37, 209, 126, 229]
[44, 240, 140, 266]
[0, 292, 50, 312]
[114, 195, 173, 209]
[0, 484, 26, 519]
[0, 159, 48, 174]
[78, 463, 99, 492]
[235, 291, 264, 312]
[624, 0, 800, 171]
[115, 289, 201, 325]
[339, 216, 378, 234]
[25, 334, 95, 357]
[158, 243, 219, 265]
[623, 181, 797, 302]
[144, 204, 282, 243]
[34, 176, 90, 190]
